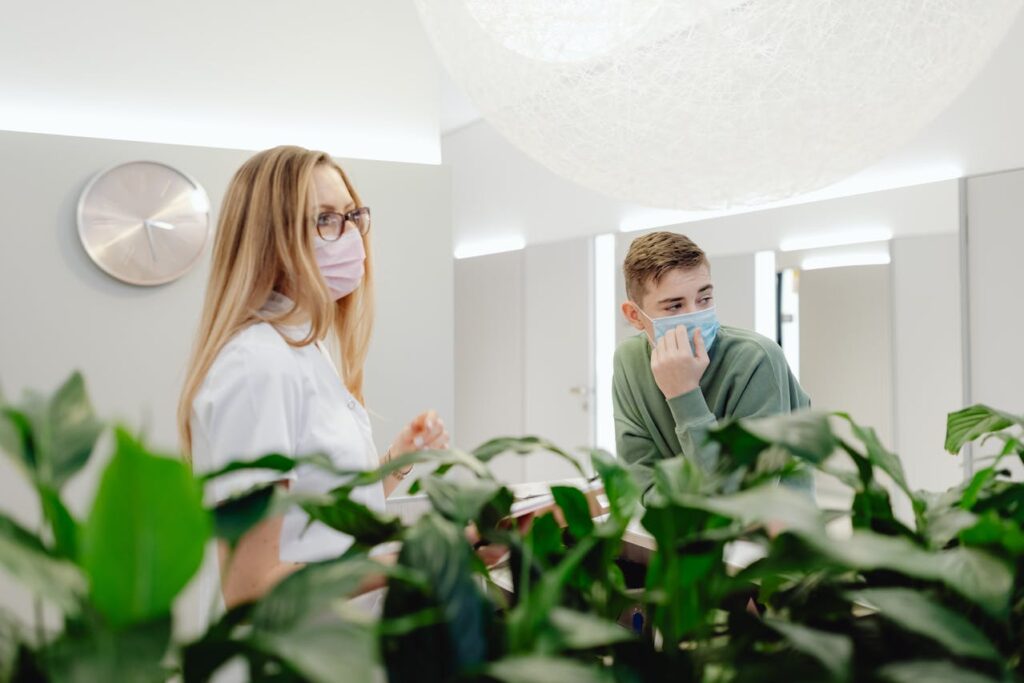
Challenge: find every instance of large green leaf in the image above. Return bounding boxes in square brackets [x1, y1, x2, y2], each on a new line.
[676, 484, 825, 537]
[850, 483, 915, 539]
[37, 484, 79, 559]
[213, 447, 492, 500]
[202, 449, 426, 488]
[849, 588, 1000, 661]
[199, 452, 310, 481]
[401, 447, 494, 489]
[551, 486, 595, 540]
[420, 476, 509, 526]
[878, 660, 999, 683]
[763, 618, 851, 681]
[798, 531, 1012, 618]
[960, 467, 998, 511]
[640, 502, 720, 644]
[524, 512, 567, 572]
[590, 450, 639, 527]
[837, 413, 911, 498]
[485, 655, 614, 683]
[0, 512, 85, 614]
[179, 604, 254, 682]
[711, 412, 835, 466]
[946, 405, 1023, 455]
[251, 617, 379, 683]
[3, 373, 104, 489]
[82, 428, 210, 627]
[918, 489, 979, 549]
[45, 616, 172, 683]
[252, 556, 429, 632]
[960, 509, 1024, 554]
[301, 490, 404, 549]
[472, 436, 586, 479]
[39, 374, 104, 487]
[507, 532, 600, 653]
[0, 407, 27, 468]
[652, 455, 705, 504]
[547, 608, 634, 650]
[383, 514, 493, 680]
[213, 482, 404, 554]
[0, 608, 19, 683]
[210, 483, 278, 547]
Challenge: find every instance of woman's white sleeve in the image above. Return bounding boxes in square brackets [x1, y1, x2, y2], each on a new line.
[193, 345, 306, 504]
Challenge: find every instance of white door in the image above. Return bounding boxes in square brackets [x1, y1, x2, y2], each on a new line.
[523, 239, 594, 482]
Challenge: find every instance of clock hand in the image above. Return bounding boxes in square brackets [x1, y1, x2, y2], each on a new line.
[141, 220, 175, 263]
[142, 220, 160, 262]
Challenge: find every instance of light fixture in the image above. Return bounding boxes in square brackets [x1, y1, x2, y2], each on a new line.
[801, 247, 891, 271]
[453, 235, 527, 260]
[417, 0, 1021, 209]
[779, 227, 894, 253]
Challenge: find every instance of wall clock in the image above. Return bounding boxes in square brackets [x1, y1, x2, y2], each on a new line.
[77, 161, 211, 286]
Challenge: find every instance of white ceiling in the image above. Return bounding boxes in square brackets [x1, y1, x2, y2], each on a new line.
[4, 1, 1023, 249]
[0, 0, 441, 163]
[439, 70, 482, 135]
[441, 8, 1024, 248]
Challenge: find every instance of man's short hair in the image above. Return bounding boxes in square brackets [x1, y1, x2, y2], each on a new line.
[623, 231, 709, 304]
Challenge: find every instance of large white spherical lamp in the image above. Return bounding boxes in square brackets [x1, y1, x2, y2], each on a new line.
[418, 0, 1023, 209]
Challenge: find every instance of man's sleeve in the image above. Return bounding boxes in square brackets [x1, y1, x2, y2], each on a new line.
[666, 388, 719, 473]
[667, 356, 813, 493]
[613, 354, 663, 504]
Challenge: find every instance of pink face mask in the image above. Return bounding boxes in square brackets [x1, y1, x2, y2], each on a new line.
[314, 228, 366, 300]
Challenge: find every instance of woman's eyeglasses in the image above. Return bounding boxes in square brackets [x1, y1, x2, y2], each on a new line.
[315, 206, 371, 241]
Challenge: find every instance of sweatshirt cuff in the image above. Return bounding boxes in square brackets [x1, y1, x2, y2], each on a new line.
[666, 388, 714, 428]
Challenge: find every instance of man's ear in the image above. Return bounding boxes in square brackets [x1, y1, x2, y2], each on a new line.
[621, 301, 646, 331]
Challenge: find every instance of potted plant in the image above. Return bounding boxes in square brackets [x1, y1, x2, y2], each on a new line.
[0, 373, 1021, 682]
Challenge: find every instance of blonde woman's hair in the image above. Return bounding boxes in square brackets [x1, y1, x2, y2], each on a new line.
[177, 145, 374, 462]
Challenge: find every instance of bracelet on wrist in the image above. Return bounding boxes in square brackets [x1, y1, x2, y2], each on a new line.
[386, 448, 414, 480]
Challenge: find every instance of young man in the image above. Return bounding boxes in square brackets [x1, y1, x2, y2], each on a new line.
[613, 231, 810, 501]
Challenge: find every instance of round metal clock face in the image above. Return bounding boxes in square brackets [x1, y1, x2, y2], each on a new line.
[77, 161, 211, 286]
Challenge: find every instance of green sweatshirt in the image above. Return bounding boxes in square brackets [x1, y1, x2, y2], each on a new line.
[612, 325, 811, 500]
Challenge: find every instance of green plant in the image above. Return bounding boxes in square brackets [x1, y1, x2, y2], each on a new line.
[0, 374, 1022, 682]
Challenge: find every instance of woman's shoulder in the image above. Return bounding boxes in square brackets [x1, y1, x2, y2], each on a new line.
[203, 322, 307, 392]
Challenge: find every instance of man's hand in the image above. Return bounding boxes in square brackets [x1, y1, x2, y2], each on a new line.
[650, 326, 710, 399]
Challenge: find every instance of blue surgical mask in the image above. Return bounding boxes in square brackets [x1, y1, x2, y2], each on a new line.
[638, 305, 720, 352]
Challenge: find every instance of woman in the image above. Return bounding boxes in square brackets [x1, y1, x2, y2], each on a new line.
[177, 145, 448, 608]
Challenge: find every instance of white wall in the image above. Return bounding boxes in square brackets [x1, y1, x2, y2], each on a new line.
[523, 239, 594, 480]
[0, 130, 453, 625]
[966, 169, 1024, 414]
[447, 116, 966, 252]
[453, 250, 525, 482]
[700, 253, 756, 330]
[800, 265, 895, 444]
[966, 168, 1024, 478]
[656, 180, 959, 257]
[799, 265, 895, 511]
[891, 234, 965, 492]
[454, 237, 598, 484]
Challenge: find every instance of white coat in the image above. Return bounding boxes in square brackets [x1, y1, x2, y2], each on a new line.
[190, 292, 386, 562]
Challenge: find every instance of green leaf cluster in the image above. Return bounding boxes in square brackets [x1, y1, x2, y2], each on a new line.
[1, 374, 1023, 682]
